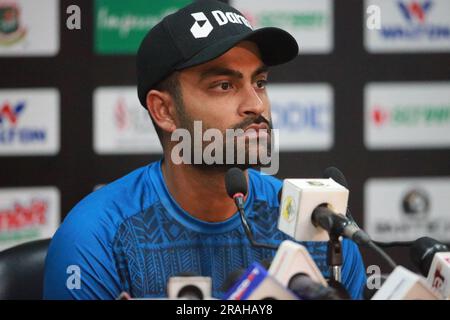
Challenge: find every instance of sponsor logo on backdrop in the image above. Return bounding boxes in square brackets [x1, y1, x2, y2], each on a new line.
[371, 104, 450, 127]
[365, 0, 450, 52]
[0, 100, 25, 125]
[0, 101, 46, 143]
[402, 189, 430, 220]
[268, 84, 333, 151]
[0, 0, 59, 56]
[0, 2, 27, 46]
[388, 0, 450, 40]
[364, 178, 450, 242]
[0, 89, 60, 155]
[113, 98, 153, 135]
[231, 0, 333, 53]
[0, 187, 60, 251]
[93, 87, 162, 154]
[94, 0, 190, 54]
[364, 82, 450, 149]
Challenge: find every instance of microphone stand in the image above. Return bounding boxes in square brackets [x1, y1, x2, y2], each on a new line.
[312, 206, 343, 283]
[327, 232, 343, 283]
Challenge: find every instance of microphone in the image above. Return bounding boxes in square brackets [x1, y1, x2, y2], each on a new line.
[427, 252, 450, 299]
[268, 240, 346, 299]
[278, 174, 397, 270]
[288, 274, 344, 300]
[225, 168, 278, 250]
[410, 237, 449, 276]
[371, 266, 442, 300]
[410, 237, 450, 299]
[322, 166, 357, 224]
[321, 167, 374, 245]
[278, 177, 371, 245]
[268, 240, 328, 286]
[223, 262, 298, 300]
[225, 167, 247, 209]
[311, 205, 372, 246]
[323, 167, 349, 189]
[278, 177, 347, 242]
[167, 273, 212, 300]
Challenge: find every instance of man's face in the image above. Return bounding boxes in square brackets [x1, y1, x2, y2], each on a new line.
[173, 40, 273, 169]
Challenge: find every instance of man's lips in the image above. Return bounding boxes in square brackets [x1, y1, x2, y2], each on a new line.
[242, 123, 270, 140]
[244, 123, 270, 132]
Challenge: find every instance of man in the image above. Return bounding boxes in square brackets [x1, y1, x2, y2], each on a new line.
[44, 0, 366, 299]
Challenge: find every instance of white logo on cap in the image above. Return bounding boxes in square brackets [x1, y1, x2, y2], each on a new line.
[190, 12, 213, 38]
[189, 11, 253, 39]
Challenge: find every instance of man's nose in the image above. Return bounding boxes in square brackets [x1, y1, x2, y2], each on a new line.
[237, 84, 265, 117]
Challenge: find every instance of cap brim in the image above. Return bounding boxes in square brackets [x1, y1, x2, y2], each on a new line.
[175, 27, 299, 70]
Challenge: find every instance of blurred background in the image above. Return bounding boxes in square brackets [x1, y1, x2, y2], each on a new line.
[0, 0, 449, 276]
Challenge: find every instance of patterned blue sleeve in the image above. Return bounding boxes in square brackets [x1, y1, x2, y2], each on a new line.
[43, 203, 122, 300]
[341, 239, 367, 300]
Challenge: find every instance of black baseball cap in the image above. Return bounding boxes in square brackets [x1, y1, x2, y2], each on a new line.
[136, 0, 299, 108]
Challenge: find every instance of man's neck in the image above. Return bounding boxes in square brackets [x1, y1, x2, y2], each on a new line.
[161, 158, 248, 223]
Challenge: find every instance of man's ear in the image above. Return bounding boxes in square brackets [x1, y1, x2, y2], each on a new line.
[145, 90, 177, 134]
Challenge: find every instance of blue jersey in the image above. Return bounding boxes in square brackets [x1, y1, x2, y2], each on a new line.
[44, 160, 367, 299]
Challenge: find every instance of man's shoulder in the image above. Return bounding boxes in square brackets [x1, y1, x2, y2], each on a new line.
[60, 161, 161, 238]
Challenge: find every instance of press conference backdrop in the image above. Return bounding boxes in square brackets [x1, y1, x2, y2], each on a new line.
[1, 0, 450, 275]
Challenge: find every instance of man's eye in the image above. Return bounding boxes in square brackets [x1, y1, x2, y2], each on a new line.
[219, 82, 232, 90]
[256, 79, 267, 89]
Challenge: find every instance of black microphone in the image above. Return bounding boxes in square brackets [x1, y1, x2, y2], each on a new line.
[225, 168, 277, 250]
[225, 167, 247, 208]
[310, 195, 397, 270]
[322, 166, 359, 224]
[222, 268, 247, 293]
[288, 273, 344, 300]
[410, 237, 449, 277]
[322, 167, 422, 250]
[323, 166, 348, 188]
[320, 166, 397, 269]
[311, 205, 372, 246]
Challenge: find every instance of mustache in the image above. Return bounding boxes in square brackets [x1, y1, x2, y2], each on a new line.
[231, 115, 272, 131]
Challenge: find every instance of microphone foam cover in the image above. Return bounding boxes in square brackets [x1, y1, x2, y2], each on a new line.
[225, 167, 247, 198]
[323, 166, 348, 188]
[410, 236, 449, 276]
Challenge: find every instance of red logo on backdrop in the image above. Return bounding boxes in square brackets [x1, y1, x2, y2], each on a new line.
[114, 98, 129, 131]
[372, 106, 390, 126]
[241, 10, 256, 26]
[0, 200, 47, 231]
[0, 101, 25, 125]
[398, 1, 432, 24]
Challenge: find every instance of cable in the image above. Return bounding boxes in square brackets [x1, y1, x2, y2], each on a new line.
[344, 209, 398, 270]
[366, 240, 398, 270]
[347, 209, 420, 248]
[237, 206, 279, 251]
[373, 240, 414, 248]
